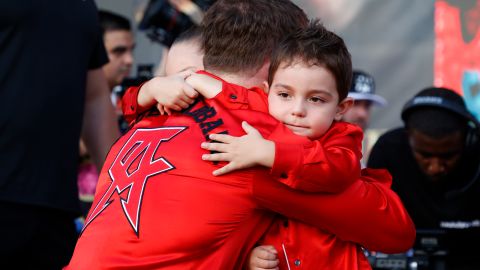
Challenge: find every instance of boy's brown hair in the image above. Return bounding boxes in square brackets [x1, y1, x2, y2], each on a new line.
[201, 0, 308, 74]
[268, 20, 353, 101]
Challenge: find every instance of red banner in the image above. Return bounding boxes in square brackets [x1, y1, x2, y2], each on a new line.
[435, 0, 480, 119]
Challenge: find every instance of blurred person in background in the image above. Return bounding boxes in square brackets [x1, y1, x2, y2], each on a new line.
[99, 9, 135, 120]
[78, 10, 136, 217]
[0, 1, 119, 269]
[341, 70, 387, 165]
[99, 10, 135, 91]
[368, 87, 480, 270]
[342, 70, 387, 131]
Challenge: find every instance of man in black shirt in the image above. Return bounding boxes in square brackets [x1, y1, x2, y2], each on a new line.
[0, 1, 119, 269]
[368, 87, 480, 270]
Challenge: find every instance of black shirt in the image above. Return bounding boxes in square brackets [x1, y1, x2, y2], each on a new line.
[368, 128, 480, 268]
[0, 0, 108, 213]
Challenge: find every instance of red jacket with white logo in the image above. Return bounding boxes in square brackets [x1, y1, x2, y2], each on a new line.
[65, 73, 414, 269]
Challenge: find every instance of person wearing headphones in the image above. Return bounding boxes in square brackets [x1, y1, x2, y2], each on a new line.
[368, 87, 480, 270]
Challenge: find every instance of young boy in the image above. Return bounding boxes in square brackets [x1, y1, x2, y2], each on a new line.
[128, 21, 375, 269]
[202, 21, 367, 269]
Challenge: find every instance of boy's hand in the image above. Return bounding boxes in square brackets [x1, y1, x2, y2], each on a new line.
[185, 73, 222, 98]
[248, 245, 279, 270]
[138, 70, 198, 114]
[201, 121, 275, 175]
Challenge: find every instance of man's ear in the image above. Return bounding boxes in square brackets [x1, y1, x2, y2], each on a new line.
[261, 81, 270, 94]
[335, 97, 354, 121]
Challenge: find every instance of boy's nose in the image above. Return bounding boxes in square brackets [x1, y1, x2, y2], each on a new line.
[291, 101, 306, 117]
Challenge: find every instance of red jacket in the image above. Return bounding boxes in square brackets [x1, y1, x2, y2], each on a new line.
[68, 91, 287, 269]
[68, 72, 414, 269]
[259, 169, 394, 269]
[192, 73, 370, 269]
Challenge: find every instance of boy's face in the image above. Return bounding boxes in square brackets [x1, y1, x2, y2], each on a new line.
[268, 62, 350, 140]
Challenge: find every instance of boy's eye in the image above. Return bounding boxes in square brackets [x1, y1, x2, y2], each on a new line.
[278, 92, 290, 99]
[308, 96, 324, 103]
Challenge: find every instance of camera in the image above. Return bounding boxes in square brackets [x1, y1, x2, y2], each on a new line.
[138, 0, 215, 47]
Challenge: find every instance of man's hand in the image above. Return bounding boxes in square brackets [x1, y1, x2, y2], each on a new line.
[138, 70, 198, 115]
[200, 121, 275, 175]
[248, 245, 279, 270]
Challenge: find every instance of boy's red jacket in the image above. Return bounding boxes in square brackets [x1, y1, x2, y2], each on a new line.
[65, 74, 414, 269]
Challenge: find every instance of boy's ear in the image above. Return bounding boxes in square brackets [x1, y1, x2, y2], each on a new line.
[261, 81, 270, 94]
[335, 97, 354, 121]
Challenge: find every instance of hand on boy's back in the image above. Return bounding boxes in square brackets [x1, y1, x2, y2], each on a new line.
[248, 245, 279, 270]
[201, 121, 275, 175]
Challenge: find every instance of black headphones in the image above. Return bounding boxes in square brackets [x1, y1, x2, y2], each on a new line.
[401, 90, 480, 147]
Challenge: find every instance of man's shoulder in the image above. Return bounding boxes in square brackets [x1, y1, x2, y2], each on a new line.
[377, 127, 407, 144]
[369, 127, 409, 163]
